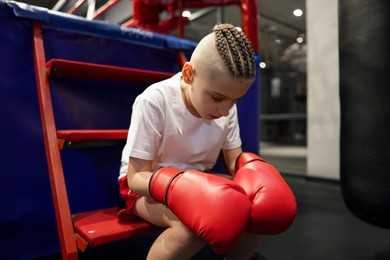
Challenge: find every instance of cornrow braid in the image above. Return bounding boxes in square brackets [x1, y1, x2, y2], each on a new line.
[213, 23, 256, 79]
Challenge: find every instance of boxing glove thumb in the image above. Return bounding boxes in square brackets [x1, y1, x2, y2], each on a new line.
[234, 152, 297, 234]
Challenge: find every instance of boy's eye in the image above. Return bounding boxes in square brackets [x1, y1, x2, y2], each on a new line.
[212, 96, 223, 102]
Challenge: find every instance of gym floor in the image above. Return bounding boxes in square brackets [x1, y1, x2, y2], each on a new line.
[38, 174, 390, 260]
[256, 175, 390, 260]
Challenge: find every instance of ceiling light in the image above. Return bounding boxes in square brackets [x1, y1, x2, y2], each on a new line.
[293, 9, 303, 17]
[182, 10, 191, 18]
[259, 62, 266, 69]
[296, 36, 304, 43]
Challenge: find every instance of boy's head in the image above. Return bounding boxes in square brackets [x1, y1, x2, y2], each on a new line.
[181, 23, 257, 120]
[190, 23, 256, 82]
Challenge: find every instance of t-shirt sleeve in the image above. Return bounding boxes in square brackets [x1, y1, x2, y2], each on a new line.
[125, 91, 165, 160]
[222, 105, 242, 150]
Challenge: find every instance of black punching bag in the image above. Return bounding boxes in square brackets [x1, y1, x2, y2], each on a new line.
[339, 0, 390, 229]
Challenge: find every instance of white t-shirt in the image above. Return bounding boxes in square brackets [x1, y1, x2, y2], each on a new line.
[119, 72, 242, 178]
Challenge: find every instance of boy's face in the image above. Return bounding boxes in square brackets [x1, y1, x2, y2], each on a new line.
[182, 63, 252, 120]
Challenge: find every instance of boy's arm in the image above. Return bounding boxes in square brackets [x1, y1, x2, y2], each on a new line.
[127, 156, 153, 197]
[222, 147, 243, 175]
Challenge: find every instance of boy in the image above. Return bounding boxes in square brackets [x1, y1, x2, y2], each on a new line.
[119, 23, 296, 259]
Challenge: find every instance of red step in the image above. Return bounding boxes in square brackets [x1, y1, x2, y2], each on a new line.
[47, 59, 174, 84]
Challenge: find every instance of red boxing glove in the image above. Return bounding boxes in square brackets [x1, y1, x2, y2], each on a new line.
[233, 152, 297, 235]
[149, 167, 251, 254]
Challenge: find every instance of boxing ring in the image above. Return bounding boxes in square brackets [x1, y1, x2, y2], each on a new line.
[0, 1, 260, 259]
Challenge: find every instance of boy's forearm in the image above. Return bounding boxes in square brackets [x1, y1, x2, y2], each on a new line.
[127, 171, 153, 197]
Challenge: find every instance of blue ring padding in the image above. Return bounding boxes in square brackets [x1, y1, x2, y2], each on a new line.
[1, 1, 197, 50]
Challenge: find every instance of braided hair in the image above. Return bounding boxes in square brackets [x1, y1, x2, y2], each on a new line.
[213, 24, 256, 80]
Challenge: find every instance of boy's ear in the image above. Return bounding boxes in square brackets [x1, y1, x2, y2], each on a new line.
[182, 62, 194, 83]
